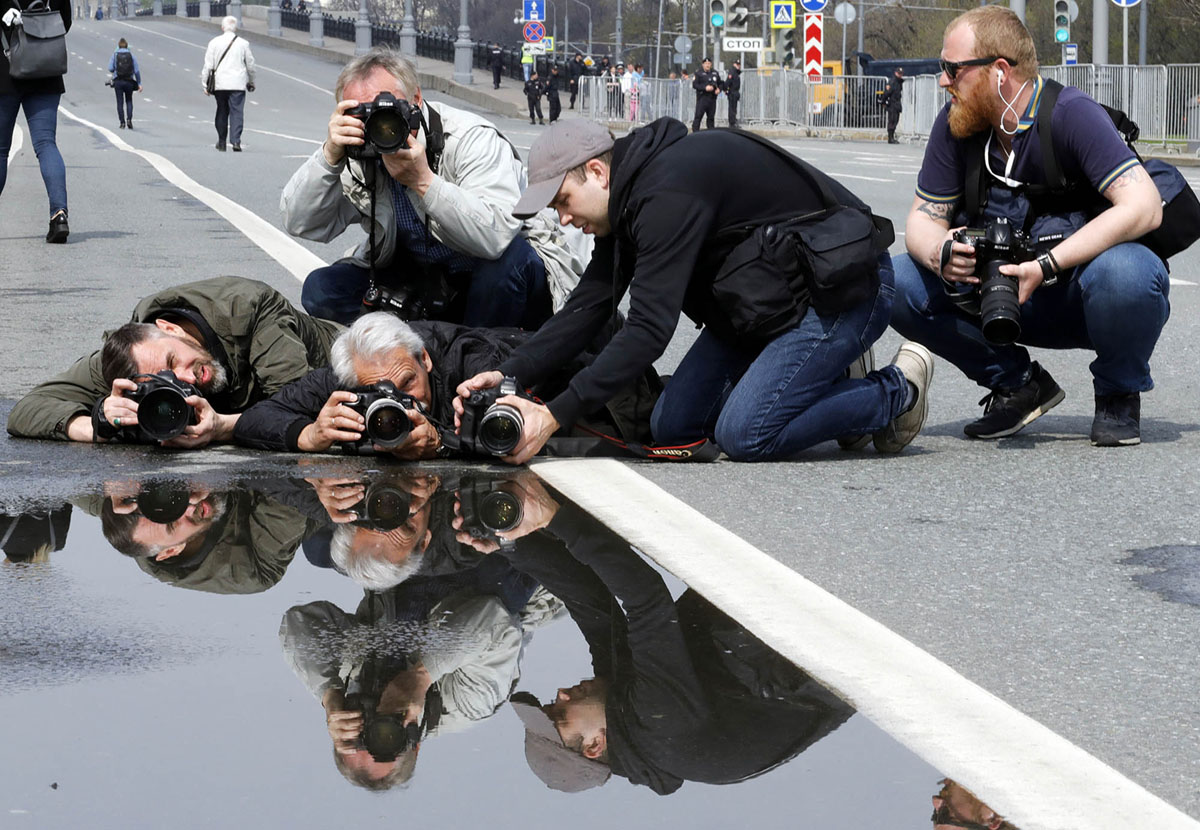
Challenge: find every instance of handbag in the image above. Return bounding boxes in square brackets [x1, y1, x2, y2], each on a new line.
[205, 34, 236, 95]
[1, 0, 68, 81]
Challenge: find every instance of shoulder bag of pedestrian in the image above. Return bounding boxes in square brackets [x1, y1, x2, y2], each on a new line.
[1, 0, 68, 80]
[205, 34, 236, 95]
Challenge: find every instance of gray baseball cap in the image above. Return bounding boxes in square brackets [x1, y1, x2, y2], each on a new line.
[510, 693, 612, 793]
[513, 120, 615, 219]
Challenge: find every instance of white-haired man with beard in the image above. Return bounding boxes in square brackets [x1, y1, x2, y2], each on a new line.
[891, 6, 1169, 447]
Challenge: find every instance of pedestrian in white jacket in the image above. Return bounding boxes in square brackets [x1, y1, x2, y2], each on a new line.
[280, 47, 584, 328]
[200, 16, 256, 152]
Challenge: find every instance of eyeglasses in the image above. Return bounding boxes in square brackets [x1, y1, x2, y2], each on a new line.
[939, 56, 1015, 81]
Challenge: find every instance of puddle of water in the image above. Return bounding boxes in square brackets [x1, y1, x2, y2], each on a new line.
[0, 468, 1012, 829]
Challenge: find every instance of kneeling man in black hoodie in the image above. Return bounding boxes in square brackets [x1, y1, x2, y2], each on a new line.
[458, 118, 935, 463]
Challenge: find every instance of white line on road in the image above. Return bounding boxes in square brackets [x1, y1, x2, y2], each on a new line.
[58, 105, 325, 282]
[533, 459, 1200, 830]
[828, 172, 895, 182]
[245, 128, 322, 145]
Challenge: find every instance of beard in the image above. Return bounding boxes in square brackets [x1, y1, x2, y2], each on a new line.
[947, 79, 995, 139]
[193, 354, 229, 394]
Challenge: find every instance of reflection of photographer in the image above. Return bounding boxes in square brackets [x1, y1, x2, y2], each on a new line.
[281, 558, 552, 790]
[234, 313, 660, 460]
[281, 47, 585, 328]
[452, 471, 559, 554]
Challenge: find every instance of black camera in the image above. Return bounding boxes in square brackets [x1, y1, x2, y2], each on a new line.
[453, 377, 530, 457]
[134, 479, 192, 524]
[124, 371, 199, 442]
[345, 91, 422, 160]
[361, 273, 454, 323]
[456, 478, 523, 549]
[349, 481, 413, 532]
[341, 381, 420, 454]
[343, 654, 423, 763]
[948, 218, 1035, 345]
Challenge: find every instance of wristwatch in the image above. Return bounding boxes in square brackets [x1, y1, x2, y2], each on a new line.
[1036, 251, 1060, 287]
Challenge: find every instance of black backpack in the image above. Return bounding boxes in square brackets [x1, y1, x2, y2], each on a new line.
[965, 79, 1200, 262]
[115, 50, 135, 81]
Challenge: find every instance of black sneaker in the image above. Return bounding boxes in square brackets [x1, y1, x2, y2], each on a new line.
[46, 210, 69, 244]
[964, 362, 1064, 439]
[1090, 392, 1140, 446]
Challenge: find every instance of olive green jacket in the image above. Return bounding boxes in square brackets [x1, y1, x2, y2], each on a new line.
[7, 277, 344, 440]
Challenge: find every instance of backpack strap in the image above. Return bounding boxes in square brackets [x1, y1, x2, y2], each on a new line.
[1037, 78, 1066, 192]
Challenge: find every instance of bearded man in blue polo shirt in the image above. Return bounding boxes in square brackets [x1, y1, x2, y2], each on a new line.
[891, 5, 1168, 447]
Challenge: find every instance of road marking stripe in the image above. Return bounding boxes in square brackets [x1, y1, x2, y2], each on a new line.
[244, 128, 322, 145]
[532, 459, 1200, 830]
[58, 105, 325, 282]
[828, 172, 895, 182]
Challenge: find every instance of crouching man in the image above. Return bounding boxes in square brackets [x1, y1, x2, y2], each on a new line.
[457, 118, 934, 464]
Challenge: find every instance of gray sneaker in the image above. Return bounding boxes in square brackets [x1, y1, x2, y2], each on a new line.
[873, 342, 934, 453]
[837, 346, 876, 450]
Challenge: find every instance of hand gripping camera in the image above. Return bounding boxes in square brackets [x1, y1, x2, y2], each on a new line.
[124, 371, 199, 442]
[343, 654, 424, 763]
[456, 477, 523, 550]
[944, 218, 1036, 345]
[345, 91, 422, 160]
[340, 381, 420, 455]
[453, 377, 531, 457]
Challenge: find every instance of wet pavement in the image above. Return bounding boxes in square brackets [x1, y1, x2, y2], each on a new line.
[0, 464, 1011, 829]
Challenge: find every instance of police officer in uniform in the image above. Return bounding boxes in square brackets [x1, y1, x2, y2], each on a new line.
[546, 64, 563, 123]
[880, 66, 903, 144]
[490, 42, 504, 90]
[524, 70, 546, 124]
[725, 59, 742, 129]
[691, 58, 720, 132]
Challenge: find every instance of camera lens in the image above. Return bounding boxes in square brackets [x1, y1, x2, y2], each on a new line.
[135, 481, 190, 524]
[361, 485, 412, 532]
[365, 109, 409, 154]
[365, 400, 413, 447]
[478, 404, 523, 455]
[362, 715, 410, 762]
[478, 490, 522, 532]
[138, 387, 192, 441]
[979, 260, 1022, 345]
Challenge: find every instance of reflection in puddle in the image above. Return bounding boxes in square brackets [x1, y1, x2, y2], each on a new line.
[0, 469, 1014, 827]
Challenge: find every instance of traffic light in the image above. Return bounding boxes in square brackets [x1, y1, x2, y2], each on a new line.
[726, 4, 750, 33]
[1053, 0, 1070, 44]
[710, 0, 725, 28]
[777, 27, 796, 66]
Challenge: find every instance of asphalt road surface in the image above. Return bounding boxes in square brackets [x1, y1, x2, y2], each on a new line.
[2, 17, 1199, 828]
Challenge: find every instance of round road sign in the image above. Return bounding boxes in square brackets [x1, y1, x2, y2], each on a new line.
[523, 21, 546, 42]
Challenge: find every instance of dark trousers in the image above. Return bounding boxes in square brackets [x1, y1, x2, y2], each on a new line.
[569, 79, 578, 107]
[527, 96, 544, 122]
[727, 93, 740, 129]
[692, 95, 716, 131]
[113, 79, 135, 124]
[548, 92, 561, 122]
[300, 235, 553, 329]
[213, 90, 246, 145]
[492, 65, 502, 89]
[886, 107, 900, 139]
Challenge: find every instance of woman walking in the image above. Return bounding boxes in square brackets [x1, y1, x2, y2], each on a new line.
[0, 0, 73, 243]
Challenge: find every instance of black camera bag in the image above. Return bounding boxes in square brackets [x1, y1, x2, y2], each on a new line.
[709, 131, 894, 345]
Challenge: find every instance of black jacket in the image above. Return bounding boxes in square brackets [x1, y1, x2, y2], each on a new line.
[881, 75, 903, 112]
[499, 117, 872, 429]
[546, 72, 562, 95]
[523, 78, 545, 99]
[725, 68, 741, 95]
[567, 58, 586, 82]
[692, 69, 720, 100]
[489, 47, 503, 70]
[0, 0, 71, 96]
[508, 503, 852, 795]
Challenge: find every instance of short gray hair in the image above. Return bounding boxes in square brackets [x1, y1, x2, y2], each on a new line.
[220, 15, 238, 32]
[335, 47, 419, 102]
[330, 312, 425, 388]
[329, 525, 424, 591]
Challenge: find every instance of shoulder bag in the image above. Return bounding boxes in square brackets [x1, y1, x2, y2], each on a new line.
[1, 0, 68, 81]
[205, 34, 236, 95]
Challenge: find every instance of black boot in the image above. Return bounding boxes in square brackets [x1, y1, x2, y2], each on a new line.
[216, 140, 227, 151]
[46, 210, 69, 244]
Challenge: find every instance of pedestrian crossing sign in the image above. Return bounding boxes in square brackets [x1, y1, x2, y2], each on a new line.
[770, 0, 796, 28]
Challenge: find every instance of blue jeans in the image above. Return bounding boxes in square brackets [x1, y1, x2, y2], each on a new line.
[302, 235, 552, 328]
[114, 79, 136, 124]
[0, 92, 68, 216]
[890, 243, 1170, 396]
[651, 257, 909, 461]
[213, 90, 245, 145]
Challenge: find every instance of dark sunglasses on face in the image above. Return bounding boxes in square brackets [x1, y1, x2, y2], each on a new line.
[939, 56, 1016, 81]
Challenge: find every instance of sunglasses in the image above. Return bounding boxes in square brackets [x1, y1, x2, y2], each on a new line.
[939, 56, 1016, 81]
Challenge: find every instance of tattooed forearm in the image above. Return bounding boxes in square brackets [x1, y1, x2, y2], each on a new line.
[1106, 165, 1148, 193]
[916, 198, 957, 224]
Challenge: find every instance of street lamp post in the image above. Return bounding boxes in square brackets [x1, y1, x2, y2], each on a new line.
[615, 0, 623, 63]
[453, 0, 473, 84]
[566, 0, 592, 56]
[309, 0, 323, 48]
[355, 0, 370, 55]
[400, 0, 417, 57]
[267, 0, 281, 37]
